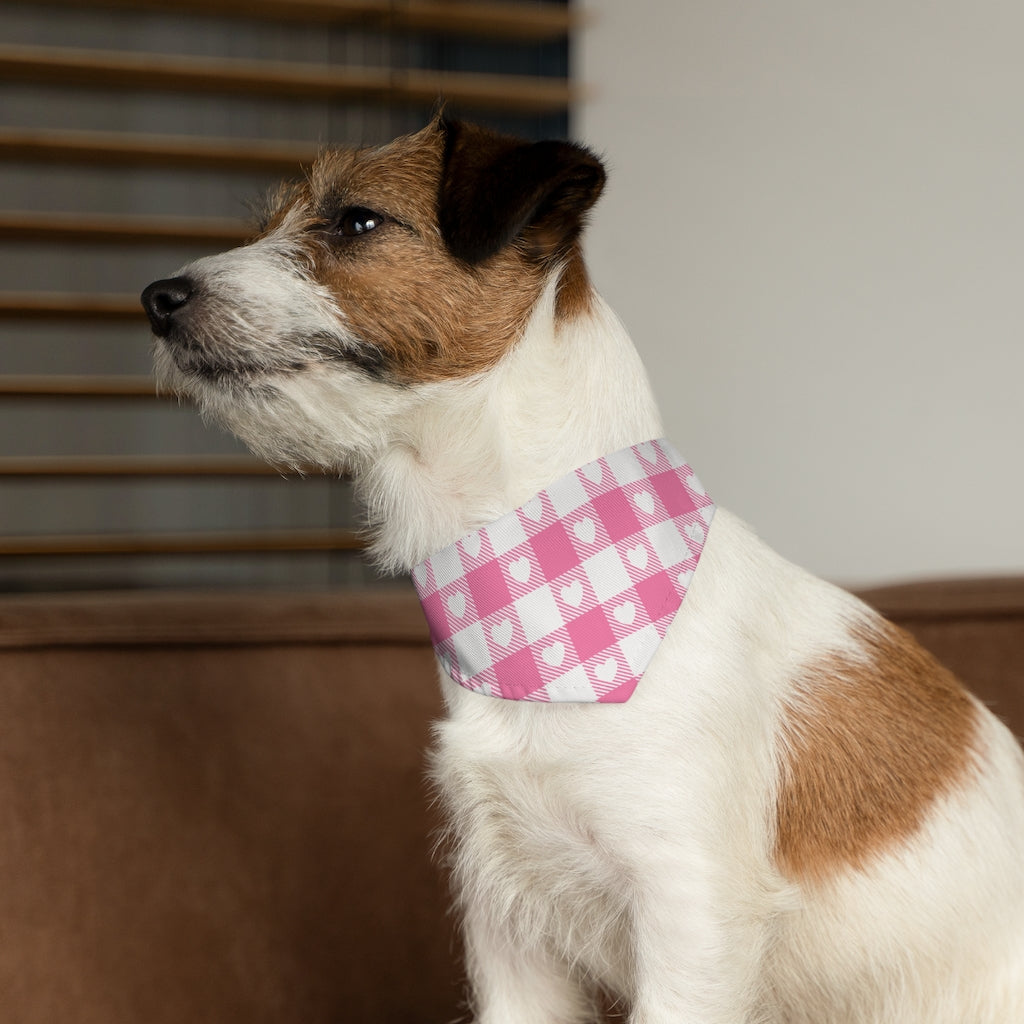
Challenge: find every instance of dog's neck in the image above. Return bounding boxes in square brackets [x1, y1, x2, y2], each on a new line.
[359, 277, 665, 573]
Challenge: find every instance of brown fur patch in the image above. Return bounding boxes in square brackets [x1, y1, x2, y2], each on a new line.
[775, 618, 979, 883]
[554, 242, 595, 322]
[262, 123, 572, 384]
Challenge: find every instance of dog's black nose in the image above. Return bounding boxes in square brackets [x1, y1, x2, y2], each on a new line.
[141, 276, 193, 336]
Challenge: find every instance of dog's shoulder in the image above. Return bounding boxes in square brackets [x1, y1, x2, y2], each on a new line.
[678, 510, 983, 883]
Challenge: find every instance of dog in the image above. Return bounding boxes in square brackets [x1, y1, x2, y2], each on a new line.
[142, 117, 1024, 1023]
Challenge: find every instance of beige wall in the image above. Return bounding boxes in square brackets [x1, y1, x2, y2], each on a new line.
[576, 0, 1024, 585]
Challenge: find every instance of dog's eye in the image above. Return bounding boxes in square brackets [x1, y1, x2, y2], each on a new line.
[332, 207, 386, 238]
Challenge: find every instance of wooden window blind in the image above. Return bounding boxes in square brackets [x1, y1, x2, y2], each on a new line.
[0, 0, 574, 592]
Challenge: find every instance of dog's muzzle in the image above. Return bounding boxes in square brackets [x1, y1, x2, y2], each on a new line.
[141, 276, 194, 338]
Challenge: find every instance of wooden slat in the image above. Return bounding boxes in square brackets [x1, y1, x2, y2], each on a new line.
[0, 456, 288, 477]
[0, 127, 318, 174]
[367, 0, 575, 40]
[0, 293, 143, 321]
[0, 211, 249, 247]
[16, 0, 576, 41]
[0, 44, 575, 114]
[0, 375, 156, 397]
[0, 528, 363, 556]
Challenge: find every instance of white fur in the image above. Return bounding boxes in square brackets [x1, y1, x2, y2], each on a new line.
[152, 216, 1024, 1024]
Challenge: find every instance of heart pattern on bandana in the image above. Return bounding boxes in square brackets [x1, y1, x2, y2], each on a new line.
[412, 439, 715, 703]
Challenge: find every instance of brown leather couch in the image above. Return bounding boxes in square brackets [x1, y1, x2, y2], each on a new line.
[0, 580, 1020, 1023]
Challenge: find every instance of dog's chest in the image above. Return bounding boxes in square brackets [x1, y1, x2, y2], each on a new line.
[434, 710, 633, 981]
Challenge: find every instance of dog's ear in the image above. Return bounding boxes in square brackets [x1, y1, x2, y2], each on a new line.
[438, 118, 606, 266]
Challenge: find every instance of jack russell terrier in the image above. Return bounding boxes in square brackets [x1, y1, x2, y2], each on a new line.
[142, 117, 1024, 1023]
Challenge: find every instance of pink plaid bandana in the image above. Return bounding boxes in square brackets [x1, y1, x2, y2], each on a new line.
[412, 440, 715, 703]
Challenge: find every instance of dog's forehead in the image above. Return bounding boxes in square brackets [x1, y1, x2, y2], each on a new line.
[307, 125, 445, 221]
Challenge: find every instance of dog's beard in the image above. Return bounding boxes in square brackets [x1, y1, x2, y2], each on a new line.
[152, 320, 409, 476]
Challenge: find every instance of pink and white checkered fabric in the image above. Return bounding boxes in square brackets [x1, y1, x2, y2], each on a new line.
[412, 439, 715, 703]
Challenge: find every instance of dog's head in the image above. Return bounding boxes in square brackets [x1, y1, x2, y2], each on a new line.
[141, 118, 606, 471]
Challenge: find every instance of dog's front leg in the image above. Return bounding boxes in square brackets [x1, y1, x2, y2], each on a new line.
[463, 900, 597, 1024]
[625, 867, 776, 1024]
